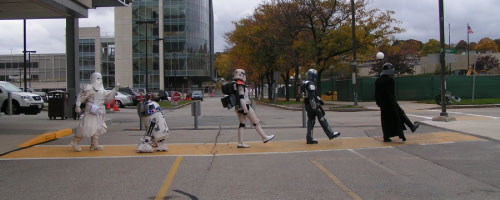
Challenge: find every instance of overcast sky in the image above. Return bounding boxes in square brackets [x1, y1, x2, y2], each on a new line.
[1, 0, 499, 55]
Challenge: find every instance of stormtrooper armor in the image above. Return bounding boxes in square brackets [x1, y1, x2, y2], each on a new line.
[301, 69, 340, 144]
[136, 101, 169, 153]
[233, 69, 274, 148]
[70, 72, 118, 152]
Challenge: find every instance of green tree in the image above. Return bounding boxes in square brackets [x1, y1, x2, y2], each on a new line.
[475, 55, 499, 72]
[474, 37, 499, 53]
[422, 39, 440, 55]
[296, 0, 402, 92]
[469, 42, 477, 51]
[398, 39, 423, 55]
[455, 40, 468, 53]
[370, 44, 415, 76]
[214, 52, 233, 81]
[494, 38, 500, 52]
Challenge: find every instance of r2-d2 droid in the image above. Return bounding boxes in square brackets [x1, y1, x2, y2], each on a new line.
[136, 101, 169, 153]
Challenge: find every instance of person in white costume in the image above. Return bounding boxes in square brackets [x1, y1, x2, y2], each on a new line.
[70, 72, 119, 152]
[233, 69, 275, 148]
[136, 100, 169, 153]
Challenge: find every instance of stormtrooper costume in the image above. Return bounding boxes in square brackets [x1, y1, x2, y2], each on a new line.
[136, 101, 169, 153]
[301, 69, 340, 144]
[233, 69, 275, 148]
[70, 72, 118, 152]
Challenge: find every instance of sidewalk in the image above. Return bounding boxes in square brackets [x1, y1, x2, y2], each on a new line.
[1, 99, 498, 156]
[0, 110, 120, 155]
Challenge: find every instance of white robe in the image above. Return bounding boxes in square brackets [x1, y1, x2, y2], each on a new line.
[75, 85, 116, 138]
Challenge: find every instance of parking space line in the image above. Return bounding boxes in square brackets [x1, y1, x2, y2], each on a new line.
[155, 156, 183, 200]
[406, 114, 433, 120]
[311, 160, 362, 200]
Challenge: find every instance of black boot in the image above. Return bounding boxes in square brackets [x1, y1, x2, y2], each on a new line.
[411, 123, 420, 133]
[383, 138, 392, 142]
[307, 139, 318, 144]
[400, 135, 407, 141]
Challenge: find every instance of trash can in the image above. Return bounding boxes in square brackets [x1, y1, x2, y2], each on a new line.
[48, 90, 67, 120]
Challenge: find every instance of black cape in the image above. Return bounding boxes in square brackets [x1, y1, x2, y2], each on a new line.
[375, 75, 406, 139]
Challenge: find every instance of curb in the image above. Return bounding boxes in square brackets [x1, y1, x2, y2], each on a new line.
[18, 129, 73, 148]
[426, 104, 500, 110]
[256, 101, 374, 112]
[256, 101, 302, 111]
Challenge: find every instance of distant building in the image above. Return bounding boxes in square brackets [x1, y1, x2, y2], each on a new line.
[0, 27, 116, 91]
[114, 0, 215, 92]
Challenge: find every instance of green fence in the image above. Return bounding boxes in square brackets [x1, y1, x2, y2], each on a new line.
[278, 80, 336, 99]
[278, 75, 500, 101]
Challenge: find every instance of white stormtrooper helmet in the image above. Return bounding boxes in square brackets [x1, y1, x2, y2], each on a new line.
[90, 72, 104, 91]
[233, 69, 246, 82]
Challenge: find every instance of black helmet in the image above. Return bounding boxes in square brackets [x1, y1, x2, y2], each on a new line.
[380, 63, 394, 76]
[306, 69, 318, 81]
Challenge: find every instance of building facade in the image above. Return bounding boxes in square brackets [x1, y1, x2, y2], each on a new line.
[0, 27, 116, 91]
[0, 53, 67, 90]
[115, 0, 214, 92]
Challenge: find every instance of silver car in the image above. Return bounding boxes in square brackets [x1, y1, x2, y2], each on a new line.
[114, 92, 133, 107]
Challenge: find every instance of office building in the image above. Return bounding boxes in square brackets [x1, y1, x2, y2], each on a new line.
[115, 0, 215, 92]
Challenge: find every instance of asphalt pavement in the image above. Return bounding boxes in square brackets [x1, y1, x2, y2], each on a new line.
[1, 97, 500, 199]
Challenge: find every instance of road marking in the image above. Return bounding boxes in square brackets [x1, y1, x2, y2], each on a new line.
[348, 149, 411, 183]
[18, 129, 73, 148]
[0, 132, 482, 160]
[311, 160, 362, 200]
[155, 156, 183, 200]
[406, 114, 433, 120]
[428, 110, 499, 119]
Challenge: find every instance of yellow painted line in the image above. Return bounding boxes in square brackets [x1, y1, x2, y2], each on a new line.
[155, 156, 183, 200]
[18, 129, 73, 148]
[311, 160, 362, 200]
[1, 132, 481, 159]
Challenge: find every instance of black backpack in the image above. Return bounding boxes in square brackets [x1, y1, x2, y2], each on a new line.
[221, 81, 237, 109]
[221, 81, 237, 95]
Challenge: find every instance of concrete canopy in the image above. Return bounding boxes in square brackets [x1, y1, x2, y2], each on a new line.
[0, 0, 132, 19]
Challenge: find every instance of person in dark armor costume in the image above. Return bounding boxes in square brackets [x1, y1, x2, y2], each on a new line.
[301, 69, 340, 144]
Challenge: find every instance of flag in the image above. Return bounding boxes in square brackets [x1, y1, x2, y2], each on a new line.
[467, 25, 474, 34]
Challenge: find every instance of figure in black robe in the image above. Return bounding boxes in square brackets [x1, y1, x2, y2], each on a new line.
[375, 63, 419, 142]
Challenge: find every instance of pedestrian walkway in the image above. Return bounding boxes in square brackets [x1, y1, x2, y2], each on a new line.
[1, 131, 482, 159]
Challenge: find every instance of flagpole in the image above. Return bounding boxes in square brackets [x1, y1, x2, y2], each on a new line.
[467, 23, 469, 73]
[468, 23, 476, 104]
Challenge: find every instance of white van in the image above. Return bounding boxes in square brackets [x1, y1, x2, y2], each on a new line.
[0, 81, 44, 115]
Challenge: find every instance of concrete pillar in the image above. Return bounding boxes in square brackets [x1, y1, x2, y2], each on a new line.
[66, 17, 80, 114]
[158, 0, 164, 90]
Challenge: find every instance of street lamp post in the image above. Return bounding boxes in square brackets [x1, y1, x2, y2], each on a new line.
[23, 50, 36, 88]
[432, 0, 455, 122]
[351, 0, 358, 106]
[8, 49, 13, 81]
[155, 37, 164, 90]
[330, 65, 334, 101]
[23, 19, 27, 92]
[136, 20, 157, 92]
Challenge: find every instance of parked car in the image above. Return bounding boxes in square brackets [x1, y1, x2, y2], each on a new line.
[114, 92, 133, 107]
[159, 90, 171, 101]
[119, 87, 140, 105]
[191, 90, 204, 101]
[20, 87, 48, 102]
[0, 81, 44, 115]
